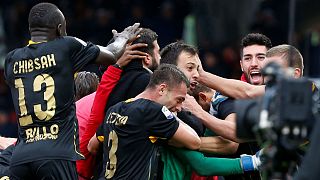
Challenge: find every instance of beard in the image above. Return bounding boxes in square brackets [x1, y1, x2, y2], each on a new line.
[148, 56, 159, 71]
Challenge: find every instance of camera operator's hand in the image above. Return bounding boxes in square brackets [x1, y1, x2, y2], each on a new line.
[240, 149, 264, 172]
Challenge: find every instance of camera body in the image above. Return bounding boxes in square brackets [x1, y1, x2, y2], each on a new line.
[235, 62, 319, 178]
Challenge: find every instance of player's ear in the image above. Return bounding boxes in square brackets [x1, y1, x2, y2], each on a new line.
[199, 92, 207, 102]
[143, 53, 151, 66]
[57, 24, 63, 37]
[293, 68, 302, 78]
[240, 60, 244, 72]
[159, 83, 168, 95]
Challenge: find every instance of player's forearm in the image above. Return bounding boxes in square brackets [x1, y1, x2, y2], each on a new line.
[198, 71, 264, 99]
[87, 135, 100, 155]
[84, 66, 121, 134]
[170, 148, 243, 176]
[192, 109, 243, 143]
[199, 136, 239, 155]
[170, 121, 201, 150]
[95, 36, 128, 65]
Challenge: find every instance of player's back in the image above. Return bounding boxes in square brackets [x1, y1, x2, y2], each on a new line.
[4, 36, 99, 165]
[98, 99, 179, 179]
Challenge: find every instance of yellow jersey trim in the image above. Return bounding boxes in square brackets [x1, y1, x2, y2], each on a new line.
[27, 40, 47, 46]
[97, 136, 104, 142]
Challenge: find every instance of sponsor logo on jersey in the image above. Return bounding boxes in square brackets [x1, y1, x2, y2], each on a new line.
[161, 106, 174, 119]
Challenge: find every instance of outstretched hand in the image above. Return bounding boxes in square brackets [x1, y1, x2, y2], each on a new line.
[116, 43, 148, 68]
[104, 23, 143, 61]
[112, 23, 142, 43]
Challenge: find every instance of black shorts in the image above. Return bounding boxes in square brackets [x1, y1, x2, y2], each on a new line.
[9, 159, 78, 180]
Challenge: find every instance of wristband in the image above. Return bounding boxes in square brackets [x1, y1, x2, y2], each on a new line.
[113, 63, 123, 70]
[240, 154, 255, 172]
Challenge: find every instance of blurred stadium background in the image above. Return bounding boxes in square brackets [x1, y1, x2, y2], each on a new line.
[0, 0, 319, 137]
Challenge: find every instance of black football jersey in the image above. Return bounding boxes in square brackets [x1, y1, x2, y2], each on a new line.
[4, 36, 100, 165]
[97, 98, 179, 179]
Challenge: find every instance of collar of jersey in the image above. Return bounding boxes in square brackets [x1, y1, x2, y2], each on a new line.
[125, 98, 137, 103]
[28, 40, 47, 46]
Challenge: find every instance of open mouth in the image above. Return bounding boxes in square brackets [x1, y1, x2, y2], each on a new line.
[250, 71, 262, 84]
[189, 81, 198, 90]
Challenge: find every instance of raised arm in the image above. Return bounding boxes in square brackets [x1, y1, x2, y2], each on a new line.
[198, 70, 265, 99]
[183, 95, 252, 143]
[95, 23, 142, 65]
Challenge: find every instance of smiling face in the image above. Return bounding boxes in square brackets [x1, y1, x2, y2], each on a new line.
[240, 45, 268, 85]
[176, 51, 200, 91]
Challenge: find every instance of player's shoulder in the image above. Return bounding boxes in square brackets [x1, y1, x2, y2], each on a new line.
[126, 99, 162, 112]
[54, 36, 87, 47]
[5, 48, 22, 60]
[137, 99, 174, 119]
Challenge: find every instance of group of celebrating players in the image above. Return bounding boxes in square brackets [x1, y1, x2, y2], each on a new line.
[0, 2, 317, 180]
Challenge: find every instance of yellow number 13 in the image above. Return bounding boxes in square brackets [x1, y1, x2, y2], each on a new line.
[15, 74, 56, 126]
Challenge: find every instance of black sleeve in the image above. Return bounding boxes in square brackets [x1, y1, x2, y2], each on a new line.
[178, 110, 204, 136]
[67, 37, 100, 72]
[145, 105, 179, 140]
[218, 98, 235, 120]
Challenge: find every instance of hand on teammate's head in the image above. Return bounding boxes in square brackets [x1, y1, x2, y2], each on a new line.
[116, 43, 148, 68]
[112, 23, 142, 43]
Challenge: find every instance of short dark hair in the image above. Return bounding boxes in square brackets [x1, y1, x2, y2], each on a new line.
[75, 71, 99, 101]
[132, 28, 158, 56]
[240, 33, 272, 57]
[147, 64, 190, 89]
[28, 3, 64, 29]
[160, 41, 198, 65]
[190, 83, 212, 102]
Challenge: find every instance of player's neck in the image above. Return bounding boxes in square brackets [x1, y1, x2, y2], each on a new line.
[30, 29, 58, 42]
[135, 89, 157, 101]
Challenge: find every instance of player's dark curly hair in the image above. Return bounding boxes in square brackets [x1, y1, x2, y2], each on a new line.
[240, 33, 272, 57]
[160, 41, 198, 65]
[132, 28, 158, 56]
[28, 3, 64, 29]
[147, 64, 190, 89]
